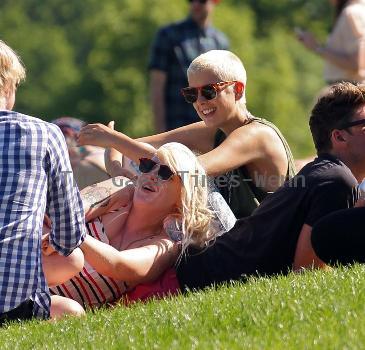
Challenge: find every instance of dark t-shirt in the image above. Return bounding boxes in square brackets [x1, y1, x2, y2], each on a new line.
[176, 154, 358, 290]
[148, 17, 229, 130]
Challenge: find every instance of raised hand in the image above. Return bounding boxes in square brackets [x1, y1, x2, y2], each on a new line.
[295, 29, 321, 52]
[77, 123, 117, 148]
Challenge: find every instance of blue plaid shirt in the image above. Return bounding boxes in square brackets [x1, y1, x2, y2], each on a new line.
[149, 17, 229, 130]
[0, 111, 86, 319]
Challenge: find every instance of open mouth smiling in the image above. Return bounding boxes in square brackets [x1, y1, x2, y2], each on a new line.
[201, 107, 216, 116]
[142, 183, 157, 192]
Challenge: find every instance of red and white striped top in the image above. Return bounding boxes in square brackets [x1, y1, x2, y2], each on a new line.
[50, 218, 128, 308]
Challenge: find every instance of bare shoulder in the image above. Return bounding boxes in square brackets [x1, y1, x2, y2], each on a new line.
[229, 121, 283, 146]
[229, 121, 288, 166]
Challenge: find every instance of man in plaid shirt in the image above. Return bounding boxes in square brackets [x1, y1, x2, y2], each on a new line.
[0, 40, 86, 324]
[149, 0, 229, 132]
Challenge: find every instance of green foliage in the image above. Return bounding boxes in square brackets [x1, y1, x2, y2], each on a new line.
[2, 265, 365, 349]
[0, 0, 335, 156]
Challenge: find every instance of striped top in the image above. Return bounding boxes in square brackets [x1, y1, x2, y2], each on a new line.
[50, 218, 128, 308]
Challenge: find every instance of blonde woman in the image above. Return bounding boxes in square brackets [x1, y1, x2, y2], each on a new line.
[42, 142, 222, 318]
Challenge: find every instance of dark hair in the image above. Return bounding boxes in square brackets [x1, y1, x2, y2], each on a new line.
[335, 0, 349, 19]
[309, 82, 365, 153]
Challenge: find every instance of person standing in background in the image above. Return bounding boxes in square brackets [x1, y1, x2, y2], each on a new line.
[148, 0, 229, 132]
[296, 0, 365, 85]
[52, 117, 110, 190]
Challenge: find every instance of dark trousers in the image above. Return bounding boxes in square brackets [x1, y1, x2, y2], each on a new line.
[0, 299, 34, 326]
[311, 207, 365, 265]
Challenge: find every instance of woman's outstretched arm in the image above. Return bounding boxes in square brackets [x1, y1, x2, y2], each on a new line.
[77, 121, 216, 164]
[80, 234, 179, 284]
[78, 123, 157, 163]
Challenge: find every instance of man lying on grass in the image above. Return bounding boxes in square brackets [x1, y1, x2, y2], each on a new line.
[176, 82, 365, 290]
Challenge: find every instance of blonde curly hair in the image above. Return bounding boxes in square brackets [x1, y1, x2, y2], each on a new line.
[157, 142, 215, 253]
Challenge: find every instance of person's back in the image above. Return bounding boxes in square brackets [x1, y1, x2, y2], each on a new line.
[0, 112, 86, 319]
[0, 40, 85, 323]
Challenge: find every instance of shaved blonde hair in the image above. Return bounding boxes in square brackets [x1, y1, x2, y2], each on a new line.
[0, 40, 26, 103]
[187, 50, 247, 105]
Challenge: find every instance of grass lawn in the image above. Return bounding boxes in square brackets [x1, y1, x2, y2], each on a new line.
[1, 265, 365, 349]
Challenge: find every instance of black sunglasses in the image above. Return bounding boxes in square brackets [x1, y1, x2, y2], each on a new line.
[188, 0, 208, 3]
[138, 158, 175, 181]
[338, 118, 365, 130]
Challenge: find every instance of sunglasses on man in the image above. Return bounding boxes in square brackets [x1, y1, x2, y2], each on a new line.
[181, 80, 242, 104]
[338, 118, 365, 130]
[139, 158, 176, 181]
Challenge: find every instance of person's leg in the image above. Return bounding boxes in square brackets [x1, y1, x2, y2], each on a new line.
[0, 299, 34, 326]
[50, 295, 85, 320]
[43, 248, 84, 287]
[311, 207, 365, 265]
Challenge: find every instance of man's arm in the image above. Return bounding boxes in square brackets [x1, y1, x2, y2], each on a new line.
[293, 175, 358, 270]
[47, 125, 86, 256]
[293, 224, 326, 271]
[150, 70, 167, 133]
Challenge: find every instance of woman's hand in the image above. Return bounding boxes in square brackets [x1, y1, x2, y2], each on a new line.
[296, 30, 321, 52]
[78, 123, 117, 148]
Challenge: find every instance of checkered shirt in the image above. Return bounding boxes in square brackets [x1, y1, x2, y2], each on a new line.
[0, 111, 86, 319]
[148, 17, 229, 130]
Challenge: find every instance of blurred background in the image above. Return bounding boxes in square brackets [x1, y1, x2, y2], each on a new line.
[0, 0, 333, 158]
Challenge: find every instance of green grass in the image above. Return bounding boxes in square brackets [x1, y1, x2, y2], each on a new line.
[2, 265, 365, 349]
